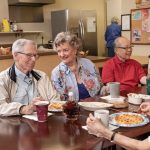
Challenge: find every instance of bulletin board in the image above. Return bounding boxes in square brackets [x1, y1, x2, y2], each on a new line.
[131, 8, 150, 44]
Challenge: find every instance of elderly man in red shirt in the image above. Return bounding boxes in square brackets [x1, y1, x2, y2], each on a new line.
[102, 36, 147, 91]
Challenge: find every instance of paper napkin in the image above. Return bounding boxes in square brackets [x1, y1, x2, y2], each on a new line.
[23, 112, 53, 121]
[82, 124, 118, 131]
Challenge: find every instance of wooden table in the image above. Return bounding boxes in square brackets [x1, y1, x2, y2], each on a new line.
[0, 86, 149, 150]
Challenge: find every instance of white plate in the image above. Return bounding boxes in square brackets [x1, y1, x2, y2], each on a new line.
[78, 102, 113, 111]
[48, 101, 66, 112]
[109, 112, 149, 127]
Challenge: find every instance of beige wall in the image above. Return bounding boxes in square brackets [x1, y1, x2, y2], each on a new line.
[107, 0, 150, 56]
[106, 0, 122, 25]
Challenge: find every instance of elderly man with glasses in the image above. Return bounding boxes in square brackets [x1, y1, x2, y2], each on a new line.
[0, 39, 59, 116]
[102, 36, 147, 91]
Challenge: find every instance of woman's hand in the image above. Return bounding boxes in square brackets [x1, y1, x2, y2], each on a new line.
[140, 102, 150, 116]
[100, 85, 110, 96]
[86, 113, 106, 137]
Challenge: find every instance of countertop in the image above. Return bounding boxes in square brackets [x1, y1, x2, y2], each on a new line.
[0, 51, 148, 66]
[0, 51, 57, 60]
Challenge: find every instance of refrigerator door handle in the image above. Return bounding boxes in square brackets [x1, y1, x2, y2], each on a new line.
[79, 20, 83, 39]
[81, 19, 85, 37]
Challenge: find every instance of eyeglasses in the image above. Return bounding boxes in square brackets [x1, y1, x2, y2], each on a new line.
[116, 45, 134, 50]
[17, 52, 39, 60]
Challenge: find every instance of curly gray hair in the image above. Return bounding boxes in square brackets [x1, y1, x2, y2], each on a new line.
[53, 32, 82, 51]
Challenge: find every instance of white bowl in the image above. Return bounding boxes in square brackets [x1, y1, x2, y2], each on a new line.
[127, 93, 142, 105]
[140, 95, 150, 102]
[78, 102, 113, 111]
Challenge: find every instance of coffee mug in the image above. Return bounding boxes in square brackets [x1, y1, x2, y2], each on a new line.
[109, 82, 120, 98]
[35, 101, 49, 122]
[146, 78, 150, 95]
[94, 109, 109, 127]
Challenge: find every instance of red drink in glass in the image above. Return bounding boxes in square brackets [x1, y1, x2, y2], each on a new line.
[63, 101, 79, 120]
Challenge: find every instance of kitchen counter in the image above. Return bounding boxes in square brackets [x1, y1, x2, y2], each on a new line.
[0, 52, 149, 76]
[0, 51, 57, 60]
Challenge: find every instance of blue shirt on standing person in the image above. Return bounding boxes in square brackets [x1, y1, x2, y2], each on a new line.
[105, 16, 121, 57]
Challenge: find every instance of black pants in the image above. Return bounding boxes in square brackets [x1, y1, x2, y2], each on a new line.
[107, 47, 115, 57]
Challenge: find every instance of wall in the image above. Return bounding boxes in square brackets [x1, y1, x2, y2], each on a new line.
[106, 0, 122, 25]
[106, 0, 150, 56]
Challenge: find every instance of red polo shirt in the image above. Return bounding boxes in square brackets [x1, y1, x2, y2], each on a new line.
[102, 56, 146, 91]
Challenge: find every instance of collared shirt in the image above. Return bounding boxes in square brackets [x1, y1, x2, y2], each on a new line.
[51, 57, 101, 101]
[102, 56, 146, 91]
[13, 66, 39, 105]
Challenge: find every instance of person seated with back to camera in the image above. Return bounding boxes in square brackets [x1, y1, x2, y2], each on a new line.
[102, 36, 147, 92]
[86, 101, 150, 150]
[0, 39, 59, 116]
[51, 32, 107, 101]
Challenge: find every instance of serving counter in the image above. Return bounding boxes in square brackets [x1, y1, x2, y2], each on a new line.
[0, 52, 149, 77]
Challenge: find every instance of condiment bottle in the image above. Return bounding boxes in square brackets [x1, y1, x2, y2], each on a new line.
[12, 21, 18, 32]
[2, 18, 10, 32]
[68, 91, 74, 101]
[63, 91, 79, 120]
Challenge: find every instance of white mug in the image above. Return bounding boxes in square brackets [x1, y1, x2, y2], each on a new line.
[94, 109, 109, 127]
[109, 82, 120, 98]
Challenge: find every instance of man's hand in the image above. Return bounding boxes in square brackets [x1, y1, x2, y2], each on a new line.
[20, 97, 45, 115]
[19, 105, 34, 115]
[31, 97, 45, 111]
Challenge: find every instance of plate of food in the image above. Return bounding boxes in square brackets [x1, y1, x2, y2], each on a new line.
[109, 112, 149, 127]
[48, 101, 66, 112]
[78, 102, 113, 111]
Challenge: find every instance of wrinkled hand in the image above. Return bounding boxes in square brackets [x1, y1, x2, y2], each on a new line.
[20, 97, 46, 115]
[20, 105, 34, 115]
[100, 85, 110, 96]
[86, 113, 106, 137]
[140, 102, 150, 116]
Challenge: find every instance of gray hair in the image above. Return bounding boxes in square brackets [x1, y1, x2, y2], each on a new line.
[111, 16, 119, 24]
[12, 39, 37, 55]
[53, 32, 82, 51]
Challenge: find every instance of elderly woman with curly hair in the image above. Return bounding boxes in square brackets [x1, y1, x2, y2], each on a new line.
[51, 32, 104, 101]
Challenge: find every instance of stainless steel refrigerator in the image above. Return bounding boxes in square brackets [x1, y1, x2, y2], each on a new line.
[51, 9, 97, 56]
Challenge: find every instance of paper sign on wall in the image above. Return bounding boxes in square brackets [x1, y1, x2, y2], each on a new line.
[86, 17, 96, 32]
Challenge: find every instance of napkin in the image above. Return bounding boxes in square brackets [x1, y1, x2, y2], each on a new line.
[101, 95, 125, 103]
[82, 124, 118, 131]
[22, 112, 53, 121]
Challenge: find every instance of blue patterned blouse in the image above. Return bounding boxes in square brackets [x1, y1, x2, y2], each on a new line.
[51, 57, 102, 101]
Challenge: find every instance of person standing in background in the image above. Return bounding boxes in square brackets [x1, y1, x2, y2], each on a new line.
[105, 16, 121, 57]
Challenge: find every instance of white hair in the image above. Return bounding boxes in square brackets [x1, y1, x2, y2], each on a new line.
[12, 39, 37, 56]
